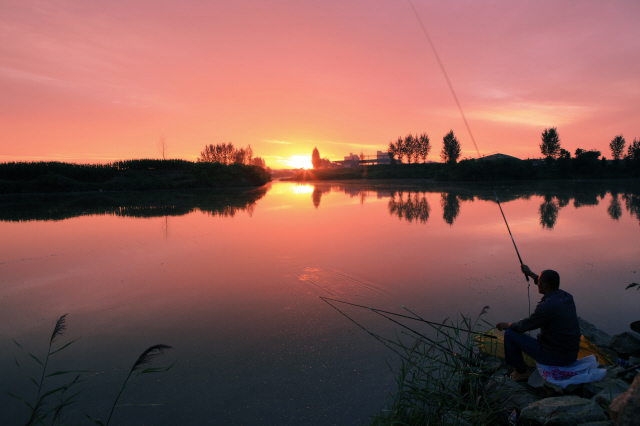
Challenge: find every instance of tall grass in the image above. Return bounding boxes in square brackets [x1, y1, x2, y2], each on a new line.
[369, 313, 505, 426]
[9, 315, 174, 426]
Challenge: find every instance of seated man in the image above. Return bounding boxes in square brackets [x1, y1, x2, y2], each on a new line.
[496, 265, 581, 382]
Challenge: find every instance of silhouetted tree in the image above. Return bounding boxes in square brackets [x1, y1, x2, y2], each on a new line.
[311, 147, 321, 169]
[418, 133, 431, 163]
[252, 157, 266, 168]
[441, 131, 461, 164]
[157, 136, 167, 160]
[559, 149, 571, 159]
[396, 136, 406, 164]
[320, 157, 333, 168]
[441, 192, 460, 225]
[539, 195, 559, 229]
[627, 138, 640, 161]
[540, 127, 561, 160]
[610, 135, 626, 161]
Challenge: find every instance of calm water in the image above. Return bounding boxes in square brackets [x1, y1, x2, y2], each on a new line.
[1, 180, 639, 425]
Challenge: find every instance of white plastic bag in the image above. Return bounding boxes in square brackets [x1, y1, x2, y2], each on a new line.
[536, 355, 606, 388]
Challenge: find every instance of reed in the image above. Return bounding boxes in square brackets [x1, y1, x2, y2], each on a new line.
[368, 312, 505, 426]
[9, 315, 173, 426]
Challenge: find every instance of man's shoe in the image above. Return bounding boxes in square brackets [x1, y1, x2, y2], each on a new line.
[510, 370, 531, 382]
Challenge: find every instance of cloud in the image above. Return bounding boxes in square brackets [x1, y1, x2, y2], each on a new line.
[262, 140, 293, 145]
[469, 102, 593, 127]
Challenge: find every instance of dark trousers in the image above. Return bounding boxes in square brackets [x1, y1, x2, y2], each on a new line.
[504, 329, 577, 371]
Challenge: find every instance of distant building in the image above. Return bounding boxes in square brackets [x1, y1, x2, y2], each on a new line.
[333, 151, 391, 167]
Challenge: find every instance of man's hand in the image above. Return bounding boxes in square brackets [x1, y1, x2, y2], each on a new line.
[521, 264, 538, 283]
[496, 322, 511, 331]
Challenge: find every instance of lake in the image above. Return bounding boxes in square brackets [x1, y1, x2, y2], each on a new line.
[1, 179, 639, 425]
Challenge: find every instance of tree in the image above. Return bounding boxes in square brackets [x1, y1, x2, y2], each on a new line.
[395, 137, 406, 163]
[311, 147, 321, 169]
[540, 127, 561, 160]
[157, 136, 167, 160]
[198, 142, 255, 165]
[418, 132, 431, 163]
[359, 151, 365, 161]
[252, 157, 266, 168]
[610, 135, 626, 160]
[441, 130, 461, 164]
[627, 138, 640, 161]
[404, 134, 417, 163]
[387, 141, 397, 164]
[559, 149, 571, 159]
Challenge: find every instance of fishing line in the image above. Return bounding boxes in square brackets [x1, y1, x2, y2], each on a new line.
[320, 296, 405, 358]
[320, 297, 496, 339]
[406, 0, 531, 315]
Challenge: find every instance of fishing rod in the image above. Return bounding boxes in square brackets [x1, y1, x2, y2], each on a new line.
[321, 297, 497, 364]
[405, 0, 531, 314]
[320, 297, 496, 339]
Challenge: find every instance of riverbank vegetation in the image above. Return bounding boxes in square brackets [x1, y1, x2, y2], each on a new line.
[0, 159, 271, 194]
[286, 155, 640, 182]
[369, 314, 504, 425]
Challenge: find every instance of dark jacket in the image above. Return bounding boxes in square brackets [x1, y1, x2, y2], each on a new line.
[509, 289, 581, 359]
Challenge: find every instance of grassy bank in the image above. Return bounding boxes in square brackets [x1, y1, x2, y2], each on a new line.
[285, 157, 640, 182]
[0, 160, 271, 194]
[368, 313, 504, 425]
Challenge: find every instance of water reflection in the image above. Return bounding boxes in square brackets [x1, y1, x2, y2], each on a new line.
[312, 185, 331, 209]
[0, 186, 269, 222]
[539, 195, 560, 229]
[608, 193, 622, 221]
[622, 193, 640, 223]
[300, 181, 640, 228]
[388, 191, 431, 223]
[441, 192, 461, 226]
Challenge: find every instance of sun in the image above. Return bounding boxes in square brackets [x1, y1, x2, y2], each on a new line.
[286, 155, 313, 169]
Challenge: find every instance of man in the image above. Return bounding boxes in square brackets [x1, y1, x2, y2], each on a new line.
[496, 265, 581, 382]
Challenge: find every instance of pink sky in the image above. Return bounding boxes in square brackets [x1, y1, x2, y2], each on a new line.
[1, 0, 639, 168]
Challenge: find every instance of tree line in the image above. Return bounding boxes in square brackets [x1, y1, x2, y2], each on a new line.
[198, 142, 267, 168]
[387, 131, 462, 164]
[539, 127, 640, 162]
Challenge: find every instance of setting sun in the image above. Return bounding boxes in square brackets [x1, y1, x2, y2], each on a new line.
[286, 155, 313, 169]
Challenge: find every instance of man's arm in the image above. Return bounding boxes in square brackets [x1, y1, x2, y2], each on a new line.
[521, 264, 538, 284]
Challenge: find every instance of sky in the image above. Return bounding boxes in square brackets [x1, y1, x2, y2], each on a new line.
[1, 0, 639, 168]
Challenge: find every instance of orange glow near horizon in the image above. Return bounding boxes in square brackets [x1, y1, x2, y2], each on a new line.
[1, 2, 639, 167]
[286, 155, 313, 170]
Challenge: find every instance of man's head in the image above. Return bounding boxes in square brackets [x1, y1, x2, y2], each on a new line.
[538, 270, 560, 294]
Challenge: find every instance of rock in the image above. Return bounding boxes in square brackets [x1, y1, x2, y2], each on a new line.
[485, 372, 538, 411]
[610, 373, 640, 426]
[582, 369, 629, 399]
[610, 332, 640, 358]
[579, 317, 613, 349]
[630, 321, 640, 334]
[482, 355, 503, 371]
[594, 387, 625, 408]
[627, 356, 640, 366]
[520, 395, 607, 425]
